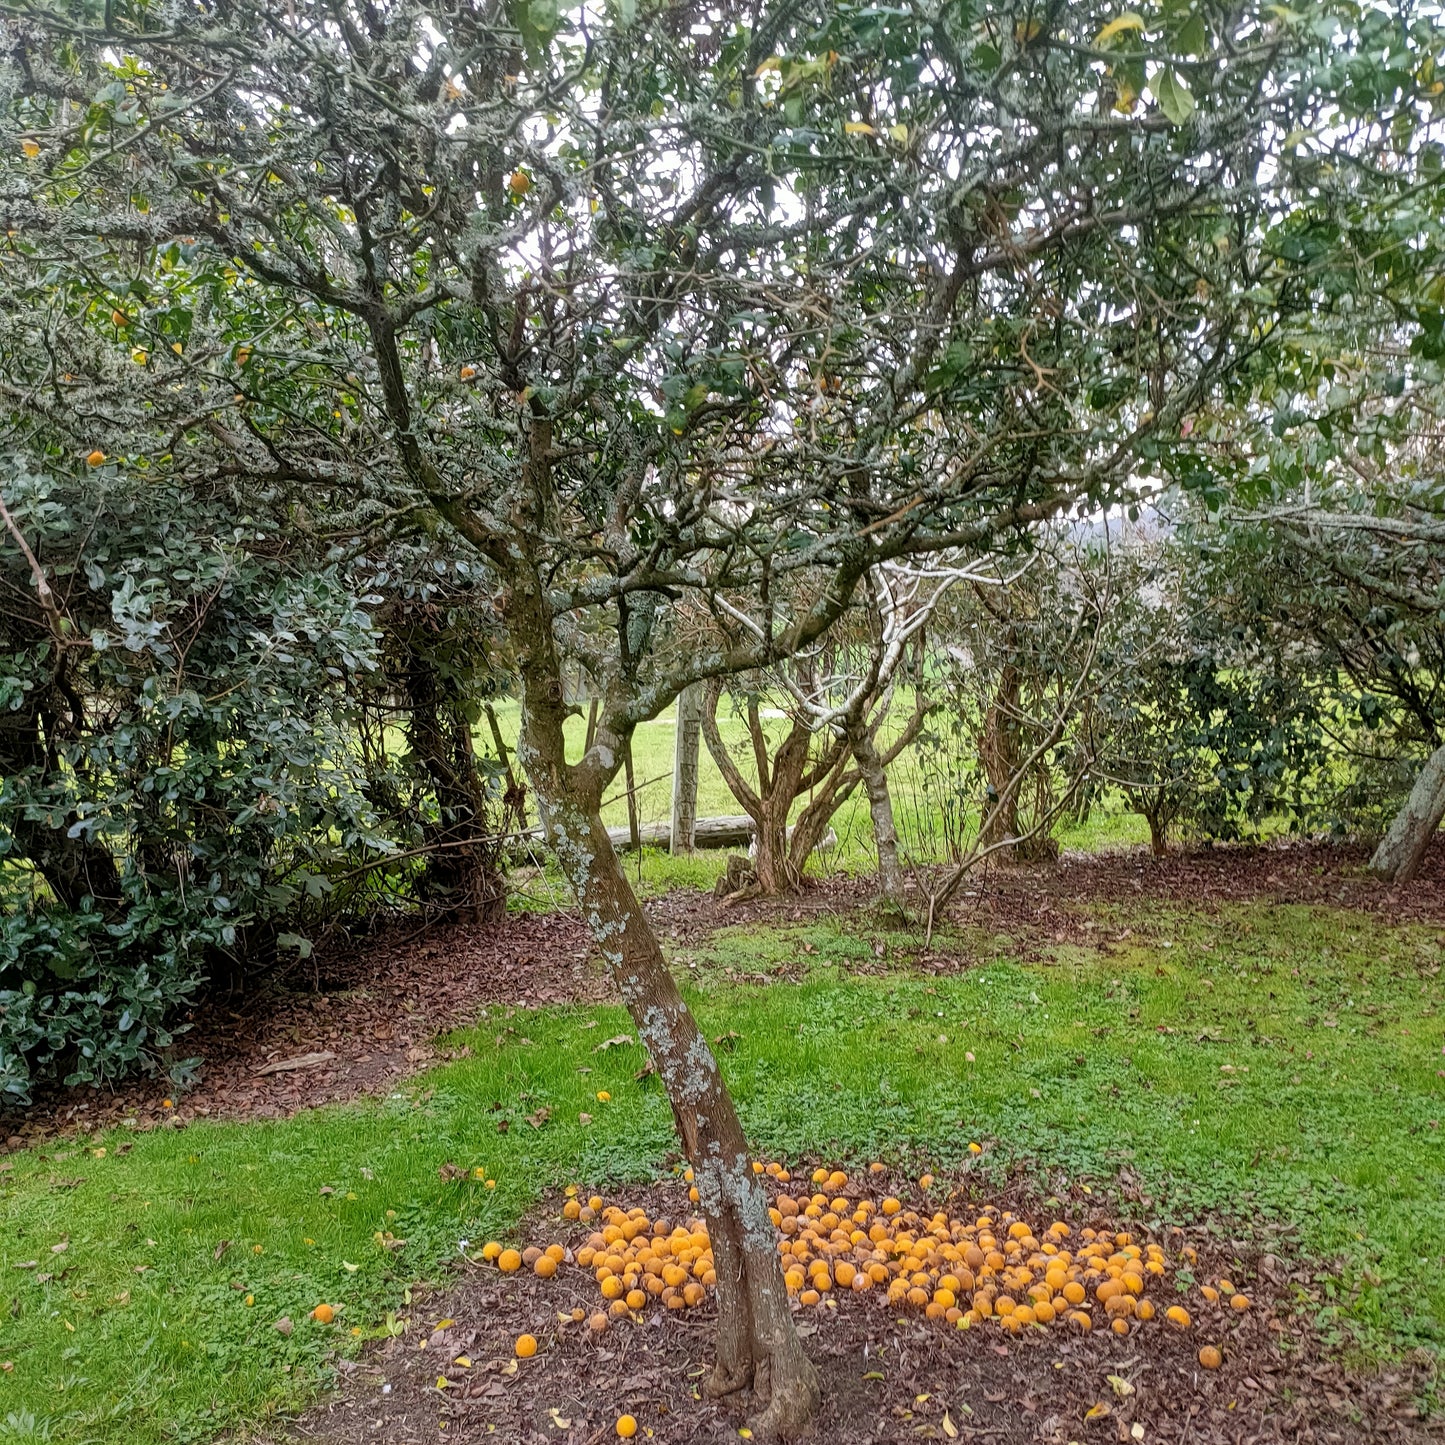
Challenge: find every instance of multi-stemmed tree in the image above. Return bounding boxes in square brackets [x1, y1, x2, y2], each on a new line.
[3, 0, 1438, 1427]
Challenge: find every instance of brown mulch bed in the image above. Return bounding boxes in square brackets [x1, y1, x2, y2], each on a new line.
[8, 839, 1441, 1149]
[277, 1176, 1441, 1445]
[4, 908, 602, 1146]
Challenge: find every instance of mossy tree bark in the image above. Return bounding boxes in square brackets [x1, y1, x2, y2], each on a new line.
[1369, 742, 1445, 883]
[508, 549, 819, 1436]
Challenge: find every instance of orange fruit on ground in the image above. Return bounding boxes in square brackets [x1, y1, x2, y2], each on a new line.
[1136, 1299, 1156, 1321]
[800, 1289, 820, 1306]
[1111, 1317, 1129, 1336]
[1069, 1310, 1092, 1333]
[86, 450, 106, 467]
[534, 1255, 557, 1279]
[588, 1312, 609, 1335]
[626, 1289, 646, 1310]
[616, 1417, 638, 1439]
[1199, 1345, 1222, 1369]
[881, 1197, 902, 1216]
[310, 1303, 334, 1324]
[1230, 1294, 1250, 1311]
[497, 1249, 522, 1273]
[608, 1298, 630, 1318]
[1165, 1305, 1192, 1329]
[515, 1334, 538, 1358]
[601, 1275, 624, 1300]
[563, 1200, 581, 1220]
[481, 1240, 502, 1261]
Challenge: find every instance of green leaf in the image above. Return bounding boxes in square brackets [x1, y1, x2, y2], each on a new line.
[1155, 68, 1196, 124]
[1174, 13, 1208, 56]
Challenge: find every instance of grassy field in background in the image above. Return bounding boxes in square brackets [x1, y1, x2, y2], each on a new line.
[2, 899, 1442, 1442]
[486, 694, 1153, 875]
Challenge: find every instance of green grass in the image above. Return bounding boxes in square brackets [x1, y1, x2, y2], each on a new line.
[491, 691, 1154, 900]
[2, 901, 1442, 1442]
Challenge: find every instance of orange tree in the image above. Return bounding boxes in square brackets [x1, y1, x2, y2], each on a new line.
[2, 0, 1439, 1429]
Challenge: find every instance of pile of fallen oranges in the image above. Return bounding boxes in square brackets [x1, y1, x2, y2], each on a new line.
[477, 1161, 1245, 1369]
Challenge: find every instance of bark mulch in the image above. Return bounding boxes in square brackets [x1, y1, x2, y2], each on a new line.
[279, 1177, 1440, 1445]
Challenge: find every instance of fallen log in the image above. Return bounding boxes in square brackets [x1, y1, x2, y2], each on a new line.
[508, 816, 836, 858]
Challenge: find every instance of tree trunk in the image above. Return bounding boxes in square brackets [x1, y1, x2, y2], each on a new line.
[1147, 809, 1168, 858]
[1370, 741, 1445, 883]
[400, 649, 505, 925]
[979, 660, 1022, 853]
[0, 705, 124, 914]
[847, 718, 905, 907]
[519, 719, 820, 1436]
[750, 796, 793, 894]
[671, 684, 702, 855]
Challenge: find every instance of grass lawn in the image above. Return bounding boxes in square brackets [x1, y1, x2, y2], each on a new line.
[2, 899, 1442, 1442]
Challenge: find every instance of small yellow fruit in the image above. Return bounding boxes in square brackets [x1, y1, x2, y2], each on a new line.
[311, 1303, 334, 1323]
[111, 310, 128, 327]
[1229, 1293, 1250, 1312]
[1166, 1305, 1192, 1329]
[21, 139, 39, 158]
[596, 1091, 611, 1102]
[481, 1241, 503, 1261]
[509, 169, 531, 197]
[85, 450, 106, 467]
[1198, 1344, 1222, 1369]
[497, 1248, 522, 1273]
[615, 1416, 638, 1439]
[459, 364, 476, 379]
[514, 1333, 537, 1358]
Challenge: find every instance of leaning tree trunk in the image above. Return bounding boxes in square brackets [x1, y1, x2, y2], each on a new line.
[1370, 741, 1445, 884]
[519, 717, 820, 1435]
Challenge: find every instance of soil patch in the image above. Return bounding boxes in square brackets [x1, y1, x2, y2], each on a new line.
[277, 1174, 1439, 1445]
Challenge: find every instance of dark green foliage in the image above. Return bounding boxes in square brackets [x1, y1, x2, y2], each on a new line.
[0, 466, 392, 1099]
